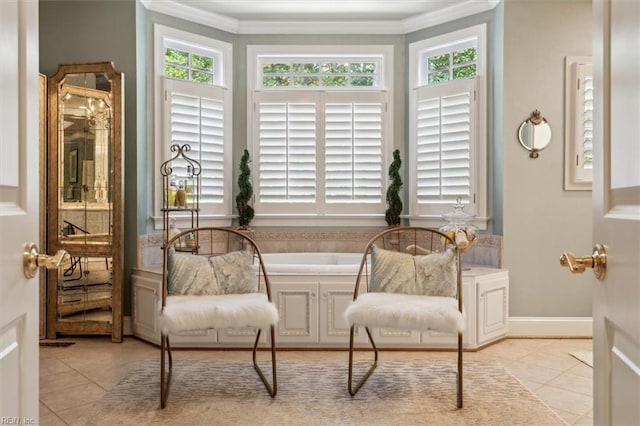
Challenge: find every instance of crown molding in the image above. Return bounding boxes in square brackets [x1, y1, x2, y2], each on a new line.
[402, 0, 500, 33]
[237, 20, 404, 35]
[141, 0, 499, 35]
[143, 0, 240, 34]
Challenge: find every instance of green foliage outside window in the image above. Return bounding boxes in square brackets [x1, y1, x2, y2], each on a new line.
[453, 48, 476, 65]
[426, 47, 477, 85]
[428, 53, 450, 70]
[191, 54, 213, 71]
[165, 48, 215, 85]
[261, 60, 378, 88]
[166, 48, 188, 65]
[166, 65, 188, 80]
[453, 65, 476, 79]
[263, 63, 290, 74]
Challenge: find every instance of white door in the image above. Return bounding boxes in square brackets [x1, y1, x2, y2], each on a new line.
[0, 0, 41, 421]
[592, 0, 640, 424]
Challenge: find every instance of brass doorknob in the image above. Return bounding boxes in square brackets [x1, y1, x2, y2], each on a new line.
[560, 243, 607, 280]
[23, 243, 69, 279]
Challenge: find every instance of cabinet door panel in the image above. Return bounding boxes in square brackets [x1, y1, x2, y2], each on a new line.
[477, 273, 509, 345]
[132, 275, 159, 340]
[271, 282, 319, 344]
[320, 283, 366, 344]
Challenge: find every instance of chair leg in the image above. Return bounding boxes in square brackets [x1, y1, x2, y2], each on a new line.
[252, 326, 277, 397]
[457, 333, 463, 409]
[348, 325, 378, 396]
[160, 334, 173, 408]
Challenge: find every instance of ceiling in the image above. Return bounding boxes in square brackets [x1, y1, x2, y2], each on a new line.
[143, 0, 499, 34]
[171, 0, 470, 21]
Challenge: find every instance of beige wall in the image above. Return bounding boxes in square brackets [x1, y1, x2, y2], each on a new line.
[503, 0, 594, 317]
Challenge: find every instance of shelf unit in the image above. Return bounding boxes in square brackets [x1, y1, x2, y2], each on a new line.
[160, 144, 201, 249]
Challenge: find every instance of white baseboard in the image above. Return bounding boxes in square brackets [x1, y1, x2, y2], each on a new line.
[508, 317, 592, 338]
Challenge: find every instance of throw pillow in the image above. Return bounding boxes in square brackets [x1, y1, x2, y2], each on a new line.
[369, 245, 457, 296]
[167, 247, 221, 295]
[414, 248, 457, 297]
[209, 250, 258, 294]
[370, 245, 416, 293]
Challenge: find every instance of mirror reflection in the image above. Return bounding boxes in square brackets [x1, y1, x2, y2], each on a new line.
[58, 256, 113, 323]
[57, 73, 113, 245]
[47, 62, 123, 340]
[518, 109, 551, 158]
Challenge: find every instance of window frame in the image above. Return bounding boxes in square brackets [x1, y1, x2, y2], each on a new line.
[408, 24, 488, 229]
[247, 45, 394, 227]
[564, 56, 593, 191]
[152, 24, 233, 229]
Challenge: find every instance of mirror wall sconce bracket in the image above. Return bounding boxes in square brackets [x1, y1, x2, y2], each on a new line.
[518, 109, 552, 159]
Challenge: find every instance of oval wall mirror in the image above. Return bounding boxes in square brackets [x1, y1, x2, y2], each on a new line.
[518, 110, 551, 158]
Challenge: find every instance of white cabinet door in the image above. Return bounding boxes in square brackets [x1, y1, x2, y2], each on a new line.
[271, 282, 319, 344]
[319, 282, 366, 345]
[132, 273, 160, 344]
[476, 272, 509, 345]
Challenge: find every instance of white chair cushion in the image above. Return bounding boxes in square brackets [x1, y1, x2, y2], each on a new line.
[344, 292, 465, 334]
[159, 293, 278, 335]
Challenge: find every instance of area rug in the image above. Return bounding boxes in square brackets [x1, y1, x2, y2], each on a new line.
[569, 351, 593, 368]
[73, 359, 565, 426]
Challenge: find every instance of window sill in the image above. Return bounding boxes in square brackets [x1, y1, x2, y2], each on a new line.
[407, 215, 490, 231]
[151, 215, 233, 230]
[252, 214, 387, 228]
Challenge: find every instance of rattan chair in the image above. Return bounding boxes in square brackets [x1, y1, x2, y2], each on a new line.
[344, 226, 464, 408]
[159, 227, 278, 408]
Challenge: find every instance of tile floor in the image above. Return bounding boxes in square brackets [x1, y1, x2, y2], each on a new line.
[39, 337, 593, 425]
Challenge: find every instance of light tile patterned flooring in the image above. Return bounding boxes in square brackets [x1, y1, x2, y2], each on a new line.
[39, 337, 593, 425]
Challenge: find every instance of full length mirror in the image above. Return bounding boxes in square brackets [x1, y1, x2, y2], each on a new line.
[47, 62, 123, 342]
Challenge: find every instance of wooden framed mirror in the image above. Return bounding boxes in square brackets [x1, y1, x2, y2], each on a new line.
[46, 62, 123, 342]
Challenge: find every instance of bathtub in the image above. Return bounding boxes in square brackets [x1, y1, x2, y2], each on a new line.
[261, 252, 365, 275]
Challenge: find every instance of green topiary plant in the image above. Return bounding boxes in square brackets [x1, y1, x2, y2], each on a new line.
[385, 149, 403, 227]
[236, 149, 255, 230]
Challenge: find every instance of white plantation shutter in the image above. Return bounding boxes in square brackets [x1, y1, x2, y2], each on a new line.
[257, 93, 317, 207]
[254, 91, 387, 216]
[575, 63, 593, 183]
[165, 78, 228, 213]
[325, 93, 383, 206]
[415, 78, 476, 215]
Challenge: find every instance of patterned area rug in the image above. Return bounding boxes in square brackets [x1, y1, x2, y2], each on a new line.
[74, 359, 565, 425]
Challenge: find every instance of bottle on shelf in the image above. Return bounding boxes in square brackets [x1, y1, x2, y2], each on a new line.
[168, 177, 178, 208]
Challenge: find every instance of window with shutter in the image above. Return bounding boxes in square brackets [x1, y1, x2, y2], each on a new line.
[564, 57, 593, 190]
[415, 79, 475, 210]
[325, 92, 384, 207]
[166, 79, 226, 207]
[248, 45, 392, 223]
[258, 100, 317, 205]
[154, 25, 232, 227]
[574, 63, 593, 182]
[409, 24, 487, 227]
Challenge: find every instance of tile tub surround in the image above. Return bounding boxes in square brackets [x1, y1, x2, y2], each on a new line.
[138, 230, 503, 269]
